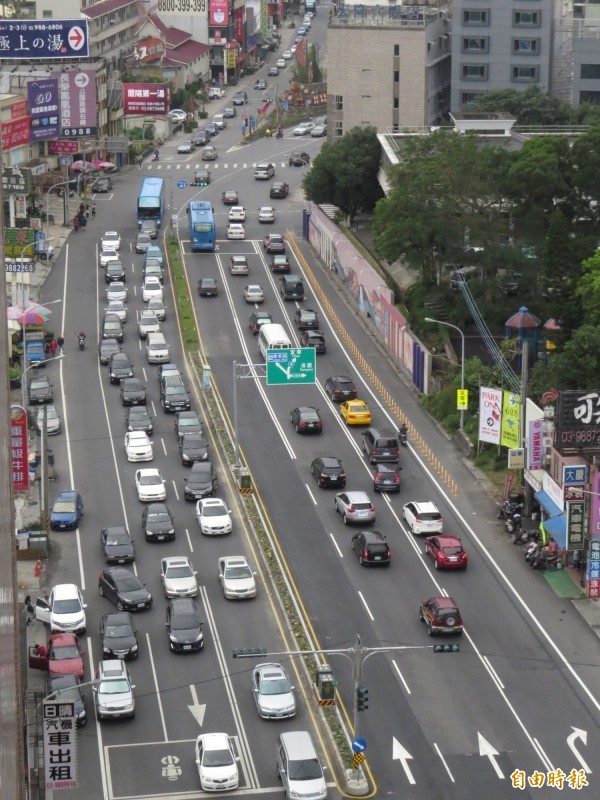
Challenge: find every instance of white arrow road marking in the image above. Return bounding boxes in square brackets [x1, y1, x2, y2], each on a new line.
[478, 732, 504, 779]
[392, 737, 416, 784]
[187, 684, 206, 727]
[566, 727, 592, 773]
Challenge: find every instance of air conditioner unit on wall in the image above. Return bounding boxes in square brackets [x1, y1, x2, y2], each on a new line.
[592, 455, 600, 466]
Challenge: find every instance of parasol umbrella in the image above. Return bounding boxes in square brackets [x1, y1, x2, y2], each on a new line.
[19, 305, 53, 325]
[99, 161, 116, 171]
[7, 305, 24, 320]
[71, 160, 93, 171]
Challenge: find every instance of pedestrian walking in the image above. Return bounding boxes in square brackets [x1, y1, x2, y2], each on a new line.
[57, 335, 64, 354]
[24, 595, 34, 625]
[137, 155, 143, 169]
[91, 202, 96, 219]
[73, 215, 80, 231]
[49, 339, 57, 357]
[85, 204, 90, 220]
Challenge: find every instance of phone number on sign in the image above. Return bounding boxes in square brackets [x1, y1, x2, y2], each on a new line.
[157, 0, 206, 12]
[559, 429, 600, 444]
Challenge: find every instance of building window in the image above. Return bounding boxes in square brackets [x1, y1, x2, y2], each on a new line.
[462, 64, 487, 80]
[581, 64, 600, 80]
[462, 38, 489, 54]
[393, 97, 399, 109]
[394, 44, 400, 56]
[394, 71, 399, 83]
[514, 11, 540, 27]
[334, 95, 343, 112]
[42, 10, 53, 18]
[580, 91, 600, 104]
[334, 120, 343, 137]
[461, 91, 485, 106]
[513, 39, 539, 54]
[512, 65, 538, 82]
[463, 10, 489, 26]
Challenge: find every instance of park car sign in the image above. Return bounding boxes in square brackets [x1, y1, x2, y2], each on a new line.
[557, 390, 600, 449]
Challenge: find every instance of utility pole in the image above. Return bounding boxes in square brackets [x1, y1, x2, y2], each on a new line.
[40, 403, 50, 534]
[520, 339, 530, 516]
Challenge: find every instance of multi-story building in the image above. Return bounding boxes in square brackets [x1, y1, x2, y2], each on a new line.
[563, 0, 600, 106]
[327, 2, 451, 136]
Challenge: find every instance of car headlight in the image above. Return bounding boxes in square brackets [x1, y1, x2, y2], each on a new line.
[123, 702, 134, 711]
[131, 644, 138, 652]
[77, 710, 86, 720]
[169, 634, 178, 642]
[103, 646, 111, 654]
[168, 529, 175, 535]
[110, 372, 116, 378]
[195, 633, 204, 642]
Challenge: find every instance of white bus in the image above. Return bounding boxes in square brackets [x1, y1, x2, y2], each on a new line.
[258, 323, 292, 360]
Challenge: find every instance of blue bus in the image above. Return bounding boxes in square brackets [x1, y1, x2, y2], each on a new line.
[137, 177, 165, 227]
[188, 200, 216, 252]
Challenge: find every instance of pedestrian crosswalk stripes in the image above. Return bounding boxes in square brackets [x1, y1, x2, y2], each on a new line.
[145, 162, 290, 172]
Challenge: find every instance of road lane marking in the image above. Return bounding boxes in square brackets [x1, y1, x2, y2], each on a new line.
[161, 438, 167, 456]
[483, 656, 505, 690]
[305, 484, 317, 505]
[478, 733, 505, 779]
[391, 659, 411, 695]
[566, 727, 592, 773]
[392, 737, 416, 784]
[146, 632, 169, 741]
[433, 742, 454, 782]
[357, 590, 375, 621]
[185, 527, 193, 552]
[329, 533, 343, 558]
[171, 480, 179, 500]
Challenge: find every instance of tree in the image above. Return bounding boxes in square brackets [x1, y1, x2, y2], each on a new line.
[470, 86, 572, 126]
[576, 250, 600, 327]
[303, 126, 382, 222]
[538, 209, 580, 337]
[529, 324, 600, 394]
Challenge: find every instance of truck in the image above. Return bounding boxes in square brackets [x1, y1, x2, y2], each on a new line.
[305, 0, 316, 15]
[208, 87, 226, 99]
[25, 332, 47, 367]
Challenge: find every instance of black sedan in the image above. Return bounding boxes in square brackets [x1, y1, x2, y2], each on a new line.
[184, 461, 217, 501]
[270, 181, 289, 199]
[290, 406, 323, 434]
[100, 612, 138, 660]
[325, 375, 358, 402]
[92, 177, 113, 192]
[105, 261, 125, 283]
[45, 675, 87, 726]
[109, 352, 134, 384]
[175, 411, 203, 441]
[289, 152, 310, 167]
[198, 277, 218, 297]
[100, 527, 135, 564]
[179, 433, 209, 465]
[160, 381, 190, 412]
[166, 598, 204, 653]
[28, 375, 53, 404]
[142, 503, 176, 543]
[98, 567, 152, 611]
[120, 378, 146, 406]
[249, 312, 273, 335]
[373, 463, 402, 493]
[98, 337, 121, 364]
[294, 308, 319, 330]
[301, 330, 326, 353]
[270, 255, 291, 273]
[126, 405, 153, 435]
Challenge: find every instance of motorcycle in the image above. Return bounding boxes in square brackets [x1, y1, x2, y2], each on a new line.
[152, 151, 160, 162]
[78, 335, 86, 351]
[276, 130, 283, 139]
[504, 511, 522, 535]
[497, 499, 522, 520]
[398, 429, 408, 447]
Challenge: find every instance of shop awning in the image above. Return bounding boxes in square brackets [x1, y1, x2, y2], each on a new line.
[543, 514, 567, 550]
[534, 489, 562, 519]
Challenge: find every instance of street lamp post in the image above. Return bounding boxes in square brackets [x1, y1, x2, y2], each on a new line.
[425, 317, 466, 432]
[21, 354, 64, 415]
[20, 299, 63, 406]
[17, 238, 55, 307]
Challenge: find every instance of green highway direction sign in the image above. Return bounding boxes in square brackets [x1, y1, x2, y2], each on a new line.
[266, 348, 316, 385]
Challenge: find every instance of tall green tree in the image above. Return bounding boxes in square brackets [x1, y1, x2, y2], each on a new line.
[529, 324, 600, 394]
[303, 126, 382, 222]
[575, 250, 600, 327]
[470, 85, 572, 126]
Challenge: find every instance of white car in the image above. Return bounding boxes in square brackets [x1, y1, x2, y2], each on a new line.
[402, 501, 444, 535]
[228, 206, 246, 222]
[196, 498, 232, 535]
[106, 281, 127, 302]
[218, 556, 257, 600]
[105, 300, 127, 323]
[243, 284, 265, 303]
[135, 468, 166, 502]
[161, 556, 198, 598]
[100, 246, 120, 268]
[293, 122, 315, 136]
[276, 58, 286, 68]
[168, 109, 187, 121]
[101, 231, 121, 251]
[138, 310, 160, 338]
[258, 206, 275, 223]
[195, 733, 239, 792]
[177, 140, 194, 154]
[34, 583, 87, 634]
[36, 404, 61, 435]
[124, 431, 153, 462]
[227, 223, 245, 240]
[282, 50, 292, 60]
[146, 297, 166, 321]
[142, 277, 163, 302]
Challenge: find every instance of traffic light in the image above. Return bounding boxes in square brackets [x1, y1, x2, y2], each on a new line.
[232, 647, 267, 658]
[356, 686, 369, 712]
[433, 644, 460, 653]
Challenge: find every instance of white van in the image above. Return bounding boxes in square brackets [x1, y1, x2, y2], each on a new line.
[212, 113, 226, 130]
[276, 731, 327, 800]
[258, 323, 292, 360]
[146, 332, 169, 364]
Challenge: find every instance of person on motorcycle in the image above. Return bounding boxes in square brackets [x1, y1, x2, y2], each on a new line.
[399, 422, 408, 438]
[78, 331, 86, 344]
[153, 150, 159, 160]
[276, 124, 283, 137]
[265, 128, 272, 138]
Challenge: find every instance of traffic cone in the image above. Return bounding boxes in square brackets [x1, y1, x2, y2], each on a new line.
[34, 560, 41, 579]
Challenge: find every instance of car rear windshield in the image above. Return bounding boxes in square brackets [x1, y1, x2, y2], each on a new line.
[323, 467, 341, 474]
[420, 512, 442, 521]
[442, 545, 462, 555]
[352, 502, 372, 510]
[439, 607, 459, 617]
[376, 438, 398, 448]
[369, 544, 388, 555]
[288, 281, 303, 290]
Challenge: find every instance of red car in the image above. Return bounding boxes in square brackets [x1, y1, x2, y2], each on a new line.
[419, 596, 463, 636]
[29, 632, 85, 679]
[222, 190, 239, 205]
[424, 535, 468, 569]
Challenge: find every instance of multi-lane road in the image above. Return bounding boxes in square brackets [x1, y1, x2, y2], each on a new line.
[38, 37, 600, 800]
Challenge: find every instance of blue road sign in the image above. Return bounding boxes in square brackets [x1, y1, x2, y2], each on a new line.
[352, 737, 367, 753]
[0, 19, 89, 59]
[177, 180, 187, 189]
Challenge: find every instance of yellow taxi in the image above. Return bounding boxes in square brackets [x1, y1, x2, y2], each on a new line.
[340, 400, 372, 426]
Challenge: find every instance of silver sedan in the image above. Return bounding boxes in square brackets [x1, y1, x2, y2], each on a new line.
[252, 662, 296, 719]
[243, 284, 264, 304]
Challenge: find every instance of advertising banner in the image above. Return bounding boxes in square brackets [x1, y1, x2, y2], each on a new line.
[58, 70, 97, 137]
[133, 38, 166, 64]
[590, 471, 600, 538]
[48, 140, 78, 154]
[235, 8, 244, 43]
[587, 539, 600, 598]
[1, 116, 30, 151]
[210, 0, 229, 26]
[12, 99, 27, 119]
[4, 227, 35, 260]
[2, 166, 31, 193]
[566, 501, 585, 551]
[527, 419, 543, 470]
[564, 485, 585, 503]
[0, 19, 89, 59]
[43, 700, 77, 790]
[10, 406, 29, 493]
[157, 0, 207, 15]
[557, 390, 600, 449]
[478, 387, 502, 444]
[28, 78, 59, 140]
[123, 83, 169, 115]
[501, 391, 521, 449]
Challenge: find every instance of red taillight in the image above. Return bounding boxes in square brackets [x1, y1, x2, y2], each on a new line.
[363, 550, 368, 559]
[320, 474, 328, 479]
[299, 421, 307, 427]
[395, 475, 400, 483]
[370, 505, 375, 513]
[348, 507, 356, 514]
[387, 550, 391, 559]
[395, 449, 400, 455]
[372, 450, 377, 455]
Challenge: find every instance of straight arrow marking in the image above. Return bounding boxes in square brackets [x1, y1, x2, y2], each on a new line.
[478, 732, 504, 779]
[392, 737, 416, 785]
[187, 684, 206, 727]
[566, 727, 591, 773]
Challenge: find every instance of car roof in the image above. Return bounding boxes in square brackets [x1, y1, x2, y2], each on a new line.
[430, 596, 459, 609]
[359, 529, 387, 543]
[163, 556, 190, 567]
[200, 732, 230, 750]
[345, 491, 371, 502]
[97, 659, 127, 678]
[56, 489, 78, 500]
[200, 497, 224, 506]
[430, 534, 462, 546]
[411, 501, 440, 513]
[170, 597, 197, 611]
[52, 583, 80, 599]
[320, 456, 342, 466]
[49, 631, 79, 645]
[103, 611, 132, 625]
